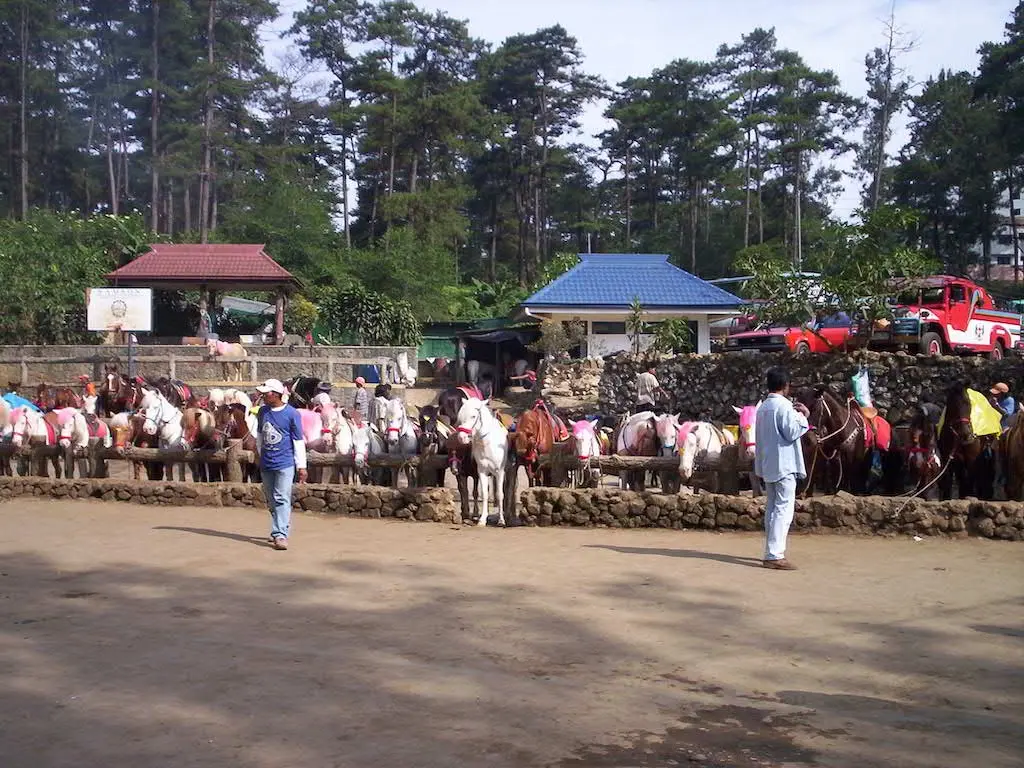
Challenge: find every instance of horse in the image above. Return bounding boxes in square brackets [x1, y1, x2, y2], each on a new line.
[284, 375, 325, 408]
[10, 406, 62, 477]
[371, 394, 391, 435]
[510, 401, 569, 487]
[334, 412, 369, 485]
[794, 386, 893, 496]
[438, 385, 482, 426]
[100, 368, 144, 416]
[56, 407, 112, 479]
[382, 398, 418, 487]
[569, 419, 605, 488]
[207, 338, 248, 382]
[145, 376, 192, 408]
[139, 391, 186, 482]
[733, 403, 763, 495]
[181, 407, 224, 482]
[454, 397, 508, 526]
[126, 412, 163, 480]
[653, 413, 682, 491]
[416, 405, 451, 486]
[677, 422, 736, 490]
[614, 411, 659, 491]
[298, 407, 333, 483]
[224, 403, 261, 483]
[938, 383, 996, 500]
[902, 405, 942, 499]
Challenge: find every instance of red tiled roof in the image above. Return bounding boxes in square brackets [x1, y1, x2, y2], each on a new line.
[106, 243, 296, 283]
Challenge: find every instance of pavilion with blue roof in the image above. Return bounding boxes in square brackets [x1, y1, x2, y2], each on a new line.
[520, 254, 743, 355]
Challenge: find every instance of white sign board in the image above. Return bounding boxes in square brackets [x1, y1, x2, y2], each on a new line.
[87, 287, 153, 332]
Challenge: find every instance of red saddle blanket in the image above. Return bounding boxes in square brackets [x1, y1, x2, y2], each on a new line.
[863, 415, 892, 451]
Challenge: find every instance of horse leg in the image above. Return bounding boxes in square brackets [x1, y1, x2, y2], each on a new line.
[478, 470, 490, 527]
[496, 466, 506, 527]
[456, 471, 470, 523]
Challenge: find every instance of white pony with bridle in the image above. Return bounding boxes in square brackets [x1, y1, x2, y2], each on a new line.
[454, 397, 508, 526]
[139, 388, 186, 481]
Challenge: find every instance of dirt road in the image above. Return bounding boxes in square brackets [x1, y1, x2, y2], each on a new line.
[1, 500, 1021, 768]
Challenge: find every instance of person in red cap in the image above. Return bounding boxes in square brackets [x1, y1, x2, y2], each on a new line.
[353, 376, 369, 421]
[989, 382, 1017, 431]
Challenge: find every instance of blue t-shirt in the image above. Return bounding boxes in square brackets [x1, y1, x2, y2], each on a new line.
[258, 405, 304, 471]
[998, 395, 1017, 430]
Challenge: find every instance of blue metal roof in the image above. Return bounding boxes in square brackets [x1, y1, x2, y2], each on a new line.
[523, 254, 744, 309]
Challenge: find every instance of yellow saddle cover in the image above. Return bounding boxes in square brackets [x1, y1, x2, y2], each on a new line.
[938, 388, 1002, 437]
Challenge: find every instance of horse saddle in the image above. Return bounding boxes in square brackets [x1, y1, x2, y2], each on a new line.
[170, 379, 191, 404]
[531, 400, 568, 442]
[41, 412, 59, 444]
[457, 384, 483, 400]
[852, 401, 891, 451]
[85, 413, 105, 439]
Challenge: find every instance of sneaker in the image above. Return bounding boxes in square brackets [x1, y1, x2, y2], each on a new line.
[762, 558, 797, 571]
[273, 537, 289, 551]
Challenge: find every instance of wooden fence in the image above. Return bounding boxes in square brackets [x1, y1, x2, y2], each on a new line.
[0, 441, 751, 494]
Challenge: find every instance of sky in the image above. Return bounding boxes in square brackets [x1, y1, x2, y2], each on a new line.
[264, 0, 1016, 218]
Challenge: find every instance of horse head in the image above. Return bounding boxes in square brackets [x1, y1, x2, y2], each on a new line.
[655, 413, 681, 456]
[943, 381, 976, 445]
[455, 397, 489, 447]
[733, 402, 761, 460]
[55, 407, 81, 448]
[417, 405, 443, 454]
[571, 419, 603, 484]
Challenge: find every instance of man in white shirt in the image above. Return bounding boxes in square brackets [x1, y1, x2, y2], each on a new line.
[754, 367, 810, 571]
[635, 368, 663, 413]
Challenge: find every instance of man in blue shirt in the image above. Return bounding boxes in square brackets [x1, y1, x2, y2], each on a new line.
[990, 382, 1017, 432]
[754, 367, 810, 571]
[255, 379, 307, 550]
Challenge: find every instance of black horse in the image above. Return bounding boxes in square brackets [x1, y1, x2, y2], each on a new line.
[285, 375, 329, 408]
[938, 382, 996, 500]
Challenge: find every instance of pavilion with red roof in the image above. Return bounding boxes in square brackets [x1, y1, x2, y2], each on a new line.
[106, 243, 299, 343]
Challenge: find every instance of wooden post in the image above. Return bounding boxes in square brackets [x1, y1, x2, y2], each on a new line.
[224, 439, 243, 483]
[249, 357, 258, 382]
[20, 360, 28, 387]
[89, 439, 109, 478]
[168, 354, 176, 381]
[274, 290, 285, 345]
[327, 358, 334, 384]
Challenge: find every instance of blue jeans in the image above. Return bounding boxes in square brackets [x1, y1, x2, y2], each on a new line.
[764, 474, 797, 561]
[262, 466, 295, 540]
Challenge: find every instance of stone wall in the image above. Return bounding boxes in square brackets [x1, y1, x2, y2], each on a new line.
[0, 477, 459, 523]
[593, 351, 1024, 423]
[519, 487, 1024, 539]
[0, 344, 417, 386]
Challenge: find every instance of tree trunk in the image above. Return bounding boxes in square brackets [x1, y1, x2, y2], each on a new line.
[794, 151, 803, 270]
[198, 0, 216, 244]
[1010, 172, 1021, 283]
[387, 90, 397, 197]
[489, 197, 498, 282]
[106, 124, 119, 215]
[18, 0, 29, 219]
[341, 136, 352, 248]
[624, 148, 632, 249]
[184, 184, 192, 233]
[210, 181, 218, 232]
[166, 182, 174, 234]
[690, 179, 698, 273]
[149, 0, 160, 231]
[753, 126, 764, 244]
[85, 97, 97, 212]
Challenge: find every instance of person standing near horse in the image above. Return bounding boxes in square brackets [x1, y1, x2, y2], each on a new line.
[989, 382, 1017, 431]
[636, 368, 664, 414]
[353, 377, 370, 422]
[754, 367, 810, 571]
[255, 379, 307, 551]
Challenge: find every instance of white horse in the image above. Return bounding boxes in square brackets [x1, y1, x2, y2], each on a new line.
[678, 422, 736, 483]
[206, 339, 248, 383]
[454, 397, 508, 527]
[733, 403, 764, 496]
[569, 418, 603, 488]
[140, 391, 186, 481]
[334, 414, 370, 484]
[10, 407, 62, 477]
[56, 407, 112, 478]
[223, 388, 254, 411]
[382, 398, 418, 486]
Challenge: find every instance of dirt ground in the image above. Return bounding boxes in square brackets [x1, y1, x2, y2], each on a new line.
[1, 501, 1021, 768]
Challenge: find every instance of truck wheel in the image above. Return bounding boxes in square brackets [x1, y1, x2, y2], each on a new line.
[920, 332, 943, 356]
[990, 340, 1005, 361]
[794, 340, 811, 357]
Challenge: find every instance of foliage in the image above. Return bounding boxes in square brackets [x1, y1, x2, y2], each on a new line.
[318, 284, 422, 346]
[651, 318, 693, 354]
[735, 205, 938, 329]
[284, 295, 320, 335]
[0, 211, 154, 344]
[626, 297, 647, 356]
[528, 319, 585, 358]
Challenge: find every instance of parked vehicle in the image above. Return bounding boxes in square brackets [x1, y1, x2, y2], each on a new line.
[725, 312, 855, 355]
[867, 276, 1021, 358]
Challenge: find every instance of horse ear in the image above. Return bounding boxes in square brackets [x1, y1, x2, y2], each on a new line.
[732, 405, 743, 415]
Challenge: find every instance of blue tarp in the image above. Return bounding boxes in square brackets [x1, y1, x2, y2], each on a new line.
[3, 393, 40, 412]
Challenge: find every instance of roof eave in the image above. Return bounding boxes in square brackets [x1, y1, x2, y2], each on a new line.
[522, 302, 745, 312]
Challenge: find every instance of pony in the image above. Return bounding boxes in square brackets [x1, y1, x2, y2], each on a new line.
[332, 412, 368, 485]
[126, 412, 163, 481]
[903, 405, 942, 499]
[569, 419, 604, 488]
[139, 391, 186, 482]
[653, 413, 682, 491]
[510, 401, 569, 487]
[383, 398, 418, 487]
[416, 405, 451, 486]
[438, 385, 482, 426]
[224, 403, 261, 483]
[181, 407, 224, 482]
[56, 407, 112, 479]
[284, 375, 325, 408]
[206, 338, 248, 382]
[100, 367, 144, 416]
[733, 402, 764, 495]
[614, 411, 659, 490]
[297, 408, 333, 482]
[938, 382, 996, 500]
[10, 406, 62, 477]
[144, 376, 192, 408]
[678, 422, 737, 486]
[454, 397, 508, 526]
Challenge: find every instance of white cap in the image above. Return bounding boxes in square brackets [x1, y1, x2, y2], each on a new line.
[256, 378, 287, 395]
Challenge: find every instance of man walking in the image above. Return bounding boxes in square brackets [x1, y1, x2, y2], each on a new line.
[255, 379, 307, 551]
[636, 368, 663, 414]
[754, 367, 810, 571]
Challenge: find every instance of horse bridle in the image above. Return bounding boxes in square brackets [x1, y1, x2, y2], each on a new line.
[456, 404, 494, 442]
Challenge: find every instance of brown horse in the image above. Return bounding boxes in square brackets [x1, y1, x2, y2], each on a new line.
[902, 405, 942, 499]
[182, 407, 224, 482]
[100, 367, 144, 416]
[127, 413, 163, 481]
[510, 401, 569, 487]
[938, 382, 996, 500]
[224, 404, 261, 483]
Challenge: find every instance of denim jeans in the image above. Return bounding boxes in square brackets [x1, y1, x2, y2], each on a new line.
[262, 466, 295, 540]
[764, 474, 797, 561]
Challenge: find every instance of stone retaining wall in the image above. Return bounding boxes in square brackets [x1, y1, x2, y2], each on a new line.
[519, 487, 1024, 539]
[592, 351, 1024, 423]
[0, 477, 459, 523]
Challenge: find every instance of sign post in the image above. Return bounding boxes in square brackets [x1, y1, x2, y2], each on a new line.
[86, 288, 154, 378]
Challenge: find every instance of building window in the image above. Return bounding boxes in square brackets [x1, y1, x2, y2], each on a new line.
[998, 256, 1012, 265]
[998, 233, 1014, 246]
[591, 321, 627, 335]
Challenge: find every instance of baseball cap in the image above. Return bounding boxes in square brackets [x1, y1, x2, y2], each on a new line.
[256, 378, 287, 395]
[355, 377, 366, 385]
[991, 382, 1010, 395]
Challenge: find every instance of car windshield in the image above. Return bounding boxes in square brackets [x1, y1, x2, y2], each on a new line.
[897, 287, 944, 306]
